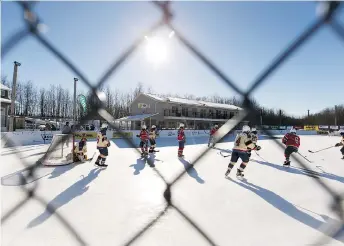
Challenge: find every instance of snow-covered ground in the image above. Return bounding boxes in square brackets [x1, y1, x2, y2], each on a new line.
[1, 135, 344, 246]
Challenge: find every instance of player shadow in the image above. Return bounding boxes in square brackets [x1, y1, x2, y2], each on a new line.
[27, 167, 104, 228]
[229, 178, 344, 243]
[130, 158, 147, 175]
[48, 164, 77, 179]
[254, 160, 344, 184]
[178, 158, 205, 184]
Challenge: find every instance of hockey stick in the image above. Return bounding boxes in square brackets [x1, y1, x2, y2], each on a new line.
[297, 152, 313, 163]
[254, 151, 268, 162]
[308, 146, 335, 153]
[218, 151, 231, 158]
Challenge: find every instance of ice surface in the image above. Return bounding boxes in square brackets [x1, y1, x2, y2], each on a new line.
[1, 135, 344, 246]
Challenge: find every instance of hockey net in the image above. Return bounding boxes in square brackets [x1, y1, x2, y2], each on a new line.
[41, 134, 75, 166]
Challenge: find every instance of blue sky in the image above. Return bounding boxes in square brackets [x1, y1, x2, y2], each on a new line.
[2, 1, 344, 117]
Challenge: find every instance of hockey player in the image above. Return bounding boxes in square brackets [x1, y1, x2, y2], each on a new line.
[137, 125, 149, 157]
[95, 123, 111, 167]
[247, 127, 259, 159]
[178, 123, 186, 157]
[208, 125, 219, 148]
[148, 125, 159, 153]
[73, 133, 88, 162]
[335, 130, 344, 159]
[282, 128, 300, 166]
[225, 125, 260, 178]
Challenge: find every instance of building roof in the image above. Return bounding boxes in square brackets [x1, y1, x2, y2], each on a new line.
[1, 84, 11, 91]
[116, 113, 159, 121]
[144, 93, 242, 110]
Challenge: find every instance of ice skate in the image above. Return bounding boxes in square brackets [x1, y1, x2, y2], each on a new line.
[236, 169, 244, 178]
[225, 168, 231, 177]
[283, 160, 291, 167]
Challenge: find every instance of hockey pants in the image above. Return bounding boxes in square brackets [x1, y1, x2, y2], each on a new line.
[178, 141, 185, 156]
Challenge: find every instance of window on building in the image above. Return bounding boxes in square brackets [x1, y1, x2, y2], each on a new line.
[192, 108, 197, 117]
[200, 109, 206, 118]
[224, 111, 228, 119]
[172, 106, 177, 114]
[1, 90, 5, 98]
[229, 112, 234, 119]
[182, 107, 188, 117]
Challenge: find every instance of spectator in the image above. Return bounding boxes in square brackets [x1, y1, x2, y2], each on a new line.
[62, 122, 72, 134]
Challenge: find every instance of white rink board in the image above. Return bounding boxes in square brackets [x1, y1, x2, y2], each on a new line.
[1, 135, 344, 246]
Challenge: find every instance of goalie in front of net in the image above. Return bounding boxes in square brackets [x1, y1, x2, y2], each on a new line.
[95, 123, 111, 167]
[73, 133, 88, 162]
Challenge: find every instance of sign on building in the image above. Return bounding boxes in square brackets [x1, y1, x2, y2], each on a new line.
[138, 103, 150, 109]
[319, 125, 329, 129]
[303, 125, 319, 131]
[330, 125, 339, 130]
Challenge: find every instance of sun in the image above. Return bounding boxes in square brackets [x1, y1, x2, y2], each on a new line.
[144, 35, 170, 65]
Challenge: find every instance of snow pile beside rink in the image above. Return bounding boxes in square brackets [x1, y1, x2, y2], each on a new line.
[1, 136, 344, 246]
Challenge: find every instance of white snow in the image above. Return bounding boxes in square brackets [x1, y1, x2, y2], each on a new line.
[1, 135, 344, 246]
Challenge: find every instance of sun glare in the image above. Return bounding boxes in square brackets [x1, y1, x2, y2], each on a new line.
[144, 35, 170, 65]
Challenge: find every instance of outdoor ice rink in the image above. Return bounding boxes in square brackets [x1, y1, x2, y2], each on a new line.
[2, 135, 344, 246]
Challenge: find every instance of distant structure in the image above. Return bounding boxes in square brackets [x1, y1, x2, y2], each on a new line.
[1, 83, 12, 132]
[116, 93, 243, 130]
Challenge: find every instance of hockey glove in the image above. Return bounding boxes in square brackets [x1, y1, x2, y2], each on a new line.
[255, 145, 261, 151]
[136, 135, 140, 137]
[335, 143, 342, 147]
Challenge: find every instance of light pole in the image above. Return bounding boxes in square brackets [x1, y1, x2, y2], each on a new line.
[334, 105, 337, 126]
[73, 78, 78, 126]
[9, 61, 21, 132]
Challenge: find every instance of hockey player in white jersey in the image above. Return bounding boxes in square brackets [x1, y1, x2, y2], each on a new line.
[247, 127, 260, 159]
[225, 125, 261, 178]
[95, 123, 111, 167]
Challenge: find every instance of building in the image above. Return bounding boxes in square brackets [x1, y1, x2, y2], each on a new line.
[1, 84, 12, 132]
[117, 93, 243, 130]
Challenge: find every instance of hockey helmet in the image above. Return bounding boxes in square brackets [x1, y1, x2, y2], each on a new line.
[151, 125, 156, 129]
[251, 127, 257, 134]
[180, 123, 185, 128]
[340, 130, 344, 136]
[101, 123, 108, 129]
[214, 125, 219, 128]
[141, 125, 147, 130]
[290, 128, 296, 134]
[242, 125, 250, 132]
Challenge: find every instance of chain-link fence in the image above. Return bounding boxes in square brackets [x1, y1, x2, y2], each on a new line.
[2, 1, 344, 245]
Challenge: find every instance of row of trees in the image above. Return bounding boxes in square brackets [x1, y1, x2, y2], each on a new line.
[1, 77, 342, 126]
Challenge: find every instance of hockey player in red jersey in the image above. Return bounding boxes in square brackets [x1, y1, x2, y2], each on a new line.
[282, 128, 300, 166]
[208, 125, 219, 148]
[225, 125, 261, 178]
[177, 123, 186, 157]
[137, 125, 149, 157]
[335, 130, 344, 159]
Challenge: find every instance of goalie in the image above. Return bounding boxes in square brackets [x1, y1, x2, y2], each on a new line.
[73, 133, 88, 162]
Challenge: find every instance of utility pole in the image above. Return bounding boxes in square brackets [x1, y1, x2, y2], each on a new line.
[9, 61, 21, 132]
[334, 105, 337, 126]
[260, 109, 263, 126]
[73, 78, 78, 126]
